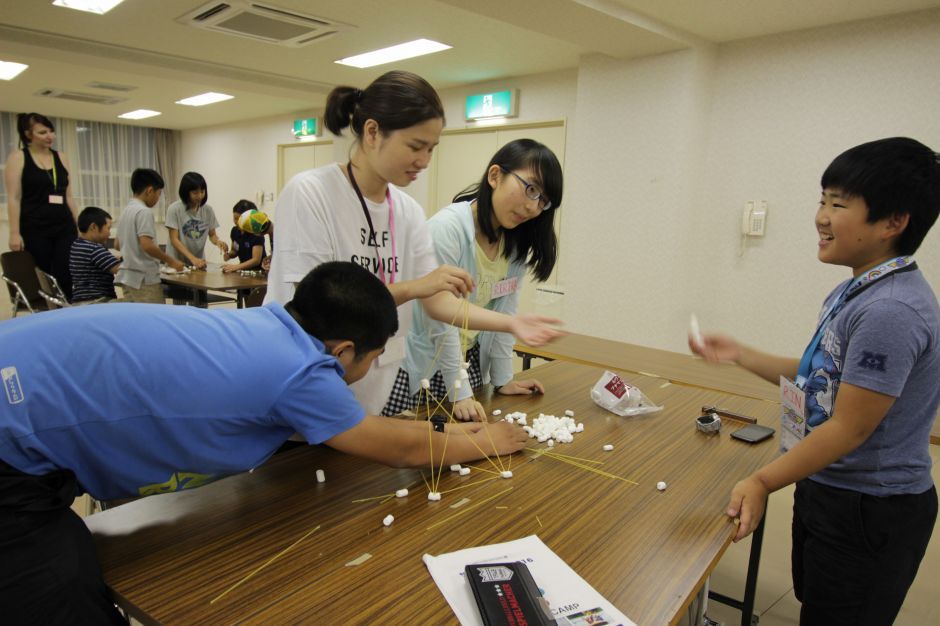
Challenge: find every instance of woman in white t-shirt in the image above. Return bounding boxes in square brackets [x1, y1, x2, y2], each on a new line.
[264, 71, 562, 415]
[389, 139, 563, 420]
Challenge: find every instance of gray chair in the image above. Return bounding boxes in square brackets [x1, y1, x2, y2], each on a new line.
[35, 268, 71, 309]
[1, 250, 48, 317]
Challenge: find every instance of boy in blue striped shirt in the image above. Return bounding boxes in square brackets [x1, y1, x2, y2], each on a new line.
[69, 206, 121, 303]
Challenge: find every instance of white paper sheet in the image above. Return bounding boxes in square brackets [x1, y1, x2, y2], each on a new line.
[423, 535, 636, 626]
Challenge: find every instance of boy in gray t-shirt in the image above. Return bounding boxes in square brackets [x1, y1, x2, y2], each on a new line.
[690, 137, 939, 625]
[115, 169, 183, 303]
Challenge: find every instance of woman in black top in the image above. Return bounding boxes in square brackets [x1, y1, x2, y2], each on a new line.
[4, 113, 79, 300]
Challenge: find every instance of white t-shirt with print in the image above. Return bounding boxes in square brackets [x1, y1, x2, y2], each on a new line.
[264, 163, 439, 414]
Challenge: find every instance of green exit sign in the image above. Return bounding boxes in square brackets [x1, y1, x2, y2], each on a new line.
[465, 90, 518, 121]
[292, 118, 318, 137]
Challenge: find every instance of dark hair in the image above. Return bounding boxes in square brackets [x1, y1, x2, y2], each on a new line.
[16, 112, 55, 148]
[324, 70, 444, 140]
[178, 171, 208, 207]
[131, 168, 164, 194]
[821, 137, 940, 255]
[287, 261, 398, 357]
[77, 206, 112, 233]
[233, 199, 257, 214]
[454, 139, 562, 281]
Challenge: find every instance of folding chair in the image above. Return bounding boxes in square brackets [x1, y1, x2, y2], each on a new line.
[1, 250, 48, 317]
[35, 268, 71, 309]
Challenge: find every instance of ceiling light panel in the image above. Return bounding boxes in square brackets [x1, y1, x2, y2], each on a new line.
[0, 61, 29, 81]
[52, 0, 126, 15]
[118, 109, 161, 120]
[335, 39, 451, 68]
[175, 92, 234, 106]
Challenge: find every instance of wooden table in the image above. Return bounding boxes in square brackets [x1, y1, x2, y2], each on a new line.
[516, 333, 940, 444]
[516, 333, 777, 403]
[160, 269, 266, 308]
[87, 361, 780, 625]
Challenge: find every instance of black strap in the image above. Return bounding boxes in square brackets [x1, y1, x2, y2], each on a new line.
[347, 163, 380, 250]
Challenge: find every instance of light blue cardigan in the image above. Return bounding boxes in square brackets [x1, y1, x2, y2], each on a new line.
[403, 201, 528, 400]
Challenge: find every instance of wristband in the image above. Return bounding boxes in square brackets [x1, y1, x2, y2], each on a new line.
[430, 414, 446, 433]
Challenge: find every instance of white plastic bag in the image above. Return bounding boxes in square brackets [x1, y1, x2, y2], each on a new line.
[590, 370, 663, 417]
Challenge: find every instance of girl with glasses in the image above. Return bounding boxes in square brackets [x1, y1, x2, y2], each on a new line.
[385, 139, 563, 420]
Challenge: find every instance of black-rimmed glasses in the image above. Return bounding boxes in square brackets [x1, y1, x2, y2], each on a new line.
[499, 166, 552, 212]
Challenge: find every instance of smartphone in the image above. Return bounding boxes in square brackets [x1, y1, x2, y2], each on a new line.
[730, 424, 775, 444]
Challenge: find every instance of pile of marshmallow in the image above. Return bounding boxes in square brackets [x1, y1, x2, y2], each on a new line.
[497, 409, 584, 447]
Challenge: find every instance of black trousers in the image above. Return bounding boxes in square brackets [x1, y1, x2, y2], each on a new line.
[0, 460, 126, 625]
[22, 225, 77, 301]
[792, 478, 937, 626]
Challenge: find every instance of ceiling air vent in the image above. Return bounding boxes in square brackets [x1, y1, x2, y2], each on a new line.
[178, 1, 353, 47]
[86, 81, 137, 92]
[35, 89, 126, 106]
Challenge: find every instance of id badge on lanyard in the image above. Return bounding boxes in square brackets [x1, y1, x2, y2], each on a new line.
[46, 158, 63, 205]
[491, 277, 518, 299]
[784, 255, 915, 445]
[779, 376, 807, 452]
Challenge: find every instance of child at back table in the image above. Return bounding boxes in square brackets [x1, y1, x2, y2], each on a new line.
[69, 206, 121, 303]
[691, 137, 940, 625]
[222, 199, 266, 273]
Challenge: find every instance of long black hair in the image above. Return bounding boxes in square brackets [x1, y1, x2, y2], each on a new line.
[324, 70, 444, 140]
[454, 139, 562, 281]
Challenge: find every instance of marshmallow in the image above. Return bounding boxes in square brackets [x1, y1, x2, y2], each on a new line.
[316, 469, 326, 483]
[395, 488, 409, 498]
[492, 409, 502, 416]
[450, 464, 461, 472]
[564, 409, 575, 417]
[500, 471, 513, 479]
[453, 380, 462, 390]
[657, 481, 667, 491]
[427, 492, 442, 501]
[602, 444, 614, 451]
[459, 467, 471, 476]
[420, 378, 430, 390]
[547, 439, 555, 448]
[383, 514, 395, 526]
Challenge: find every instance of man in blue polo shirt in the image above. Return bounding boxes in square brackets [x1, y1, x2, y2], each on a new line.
[0, 261, 527, 624]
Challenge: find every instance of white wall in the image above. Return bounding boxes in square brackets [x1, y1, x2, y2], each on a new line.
[564, 8, 940, 356]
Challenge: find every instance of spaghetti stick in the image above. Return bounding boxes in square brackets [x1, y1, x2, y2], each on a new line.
[427, 487, 513, 531]
[524, 447, 604, 465]
[210, 525, 320, 604]
[438, 475, 499, 495]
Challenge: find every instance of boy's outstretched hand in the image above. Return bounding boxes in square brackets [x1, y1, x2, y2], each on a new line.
[689, 332, 743, 364]
[509, 313, 565, 347]
[726, 475, 769, 541]
[475, 421, 528, 456]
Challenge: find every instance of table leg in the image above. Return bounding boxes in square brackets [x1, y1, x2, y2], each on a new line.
[707, 513, 765, 626]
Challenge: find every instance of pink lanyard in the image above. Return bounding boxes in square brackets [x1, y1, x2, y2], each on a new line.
[347, 163, 397, 285]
